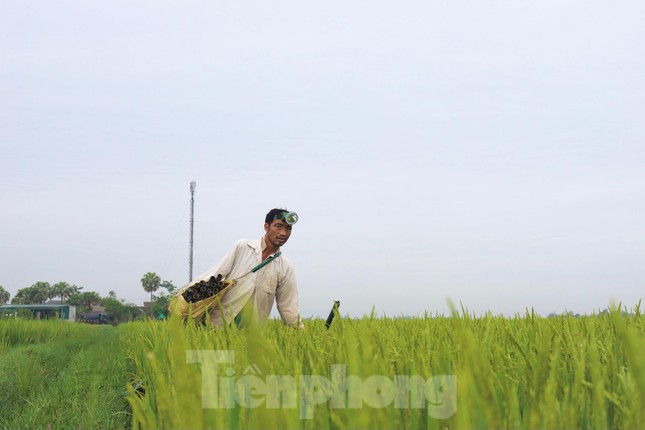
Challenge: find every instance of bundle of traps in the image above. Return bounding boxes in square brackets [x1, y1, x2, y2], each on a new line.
[182, 274, 232, 303]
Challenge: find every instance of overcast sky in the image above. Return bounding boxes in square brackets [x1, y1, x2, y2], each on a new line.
[1, 1, 644, 318]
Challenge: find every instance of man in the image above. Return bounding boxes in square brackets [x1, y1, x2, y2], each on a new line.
[183, 208, 303, 329]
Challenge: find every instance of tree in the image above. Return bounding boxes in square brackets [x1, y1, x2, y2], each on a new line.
[0, 286, 10, 305]
[160, 280, 177, 295]
[11, 282, 52, 304]
[141, 272, 161, 305]
[150, 280, 178, 319]
[50, 281, 82, 302]
[61, 284, 82, 303]
[102, 294, 141, 324]
[67, 291, 101, 311]
[80, 291, 101, 312]
[51, 282, 69, 302]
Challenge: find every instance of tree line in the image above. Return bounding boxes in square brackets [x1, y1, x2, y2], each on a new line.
[0, 272, 178, 323]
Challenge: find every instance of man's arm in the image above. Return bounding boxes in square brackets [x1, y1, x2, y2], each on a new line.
[275, 263, 304, 328]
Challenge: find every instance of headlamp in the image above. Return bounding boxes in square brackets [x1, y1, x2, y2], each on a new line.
[274, 211, 299, 225]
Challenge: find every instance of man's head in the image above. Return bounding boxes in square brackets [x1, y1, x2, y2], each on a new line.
[264, 208, 298, 226]
[264, 208, 296, 249]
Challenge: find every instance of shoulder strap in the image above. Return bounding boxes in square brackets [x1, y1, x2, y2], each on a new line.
[251, 251, 282, 273]
[235, 251, 282, 281]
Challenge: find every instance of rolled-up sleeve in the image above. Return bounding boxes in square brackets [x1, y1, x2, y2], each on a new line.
[275, 263, 304, 328]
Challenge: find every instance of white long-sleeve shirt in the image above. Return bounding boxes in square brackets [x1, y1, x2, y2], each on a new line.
[178, 237, 302, 328]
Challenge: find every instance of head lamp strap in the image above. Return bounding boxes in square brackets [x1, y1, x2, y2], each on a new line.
[273, 212, 288, 221]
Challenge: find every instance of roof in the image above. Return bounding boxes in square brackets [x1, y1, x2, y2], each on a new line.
[46, 300, 65, 305]
[0, 304, 75, 309]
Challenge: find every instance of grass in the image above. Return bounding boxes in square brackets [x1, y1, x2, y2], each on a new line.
[0, 320, 131, 430]
[2, 304, 645, 429]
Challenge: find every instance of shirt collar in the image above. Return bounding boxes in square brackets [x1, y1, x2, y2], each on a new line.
[248, 236, 281, 257]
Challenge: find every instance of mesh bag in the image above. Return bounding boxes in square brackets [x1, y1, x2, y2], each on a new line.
[169, 274, 236, 322]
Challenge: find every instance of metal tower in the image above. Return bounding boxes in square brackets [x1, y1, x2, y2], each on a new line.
[189, 181, 196, 282]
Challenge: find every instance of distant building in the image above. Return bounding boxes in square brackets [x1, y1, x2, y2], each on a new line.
[0, 304, 77, 322]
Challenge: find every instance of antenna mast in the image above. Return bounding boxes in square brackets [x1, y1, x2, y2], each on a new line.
[189, 181, 196, 282]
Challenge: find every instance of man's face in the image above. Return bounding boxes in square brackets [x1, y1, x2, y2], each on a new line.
[264, 218, 292, 248]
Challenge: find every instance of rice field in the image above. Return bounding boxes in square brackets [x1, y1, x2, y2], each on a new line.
[2, 303, 645, 429]
[0, 319, 129, 429]
[122, 303, 645, 429]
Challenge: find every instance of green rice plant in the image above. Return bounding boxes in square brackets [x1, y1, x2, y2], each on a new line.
[0, 321, 131, 430]
[0, 318, 84, 347]
[5, 303, 645, 429]
[121, 305, 645, 429]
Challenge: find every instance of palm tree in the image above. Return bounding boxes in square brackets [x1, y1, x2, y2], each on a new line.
[43, 282, 81, 303]
[141, 272, 161, 305]
[78, 291, 101, 310]
[51, 282, 68, 302]
[31, 282, 52, 304]
[61, 284, 82, 303]
[0, 285, 10, 305]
